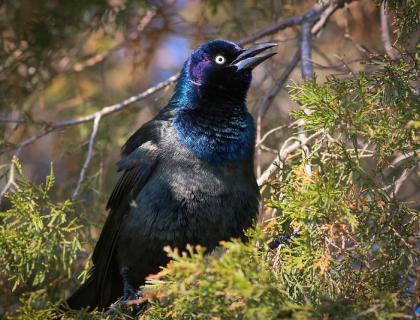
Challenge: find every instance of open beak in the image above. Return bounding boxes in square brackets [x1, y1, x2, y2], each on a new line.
[231, 42, 277, 72]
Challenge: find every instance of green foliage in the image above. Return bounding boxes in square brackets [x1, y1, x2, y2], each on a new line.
[290, 61, 419, 168]
[0, 159, 81, 291]
[141, 237, 314, 320]
[384, 0, 420, 37]
[0, 159, 83, 317]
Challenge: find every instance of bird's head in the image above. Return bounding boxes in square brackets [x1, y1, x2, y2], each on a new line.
[171, 39, 277, 107]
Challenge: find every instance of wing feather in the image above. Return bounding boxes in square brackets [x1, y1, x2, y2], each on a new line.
[88, 105, 175, 305]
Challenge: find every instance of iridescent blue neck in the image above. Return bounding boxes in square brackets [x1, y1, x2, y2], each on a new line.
[170, 61, 255, 164]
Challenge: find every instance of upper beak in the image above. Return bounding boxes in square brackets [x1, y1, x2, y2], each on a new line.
[231, 42, 277, 72]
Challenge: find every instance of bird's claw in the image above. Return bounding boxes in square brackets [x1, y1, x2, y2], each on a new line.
[123, 286, 139, 302]
[124, 287, 147, 314]
[106, 290, 145, 316]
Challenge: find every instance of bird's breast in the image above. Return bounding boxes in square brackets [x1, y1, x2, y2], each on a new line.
[122, 129, 258, 249]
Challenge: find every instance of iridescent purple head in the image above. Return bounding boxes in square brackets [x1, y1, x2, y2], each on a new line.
[190, 39, 276, 91]
[171, 40, 277, 107]
[189, 40, 243, 86]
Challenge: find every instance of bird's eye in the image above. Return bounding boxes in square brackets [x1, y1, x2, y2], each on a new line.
[215, 55, 226, 64]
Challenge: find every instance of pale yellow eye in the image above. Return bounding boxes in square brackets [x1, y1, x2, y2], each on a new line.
[215, 55, 226, 64]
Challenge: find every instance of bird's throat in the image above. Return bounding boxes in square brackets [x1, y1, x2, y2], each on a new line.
[173, 104, 255, 164]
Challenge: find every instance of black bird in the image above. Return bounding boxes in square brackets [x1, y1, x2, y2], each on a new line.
[67, 39, 277, 310]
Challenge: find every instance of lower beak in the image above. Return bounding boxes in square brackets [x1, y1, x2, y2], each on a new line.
[231, 42, 277, 72]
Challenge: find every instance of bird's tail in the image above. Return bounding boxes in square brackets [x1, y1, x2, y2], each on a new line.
[66, 274, 100, 311]
[65, 266, 123, 312]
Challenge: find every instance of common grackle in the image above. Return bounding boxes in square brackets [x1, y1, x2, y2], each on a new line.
[66, 39, 277, 310]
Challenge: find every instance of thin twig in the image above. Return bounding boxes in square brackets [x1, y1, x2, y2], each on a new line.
[0, 162, 17, 204]
[257, 131, 323, 186]
[343, 4, 370, 56]
[259, 145, 278, 154]
[255, 124, 287, 148]
[57, 74, 179, 128]
[72, 114, 102, 199]
[16, 130, 52, 157]
[237, 4, 322, 46]
[239, 0, 347, 45]
[393, 168, 415, 195]
[392, 150, 418, 166]
[255, 51, 300, 176]
[381, 167, 415, 195]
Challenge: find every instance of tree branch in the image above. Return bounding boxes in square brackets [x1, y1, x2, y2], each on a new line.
[380, 1, 398, 60]
[0, 161, 17, 205]
[72, 114, 102, 199]
[255, 50, 300, 176]
[257, 131, 323, 186]
[9, 74, 179, 156]
[300, 20, 314, 80]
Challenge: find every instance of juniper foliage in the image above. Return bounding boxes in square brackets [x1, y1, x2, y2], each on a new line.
[0, 159, 83, 318]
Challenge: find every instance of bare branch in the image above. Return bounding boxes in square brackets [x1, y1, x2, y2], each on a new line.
[380, 1, 398, 60]
[312, 1, 340, 34]
[9, 74, 179, 157]
[393, 168, 415, 197]
[382, 167, 416, 196]
[255, 51, 300, 176]
[300, 21, 314, 80]
[392, 150, 418, 166]
[255, 125, 287, 148]
[15, 130, 53, 158]
[0, 160, 18, 205]
[239, 0, 347, 45]
[259, 145, 278, 154]
[298, 18, 314, 180]
[72, 114, 102, 199]
[57, 74, 179, 128]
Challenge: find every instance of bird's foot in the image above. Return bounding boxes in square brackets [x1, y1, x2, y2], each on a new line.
[123, 284, 139, 301]
[123, 287, 147, 315]
[106, 289, 146, 316]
